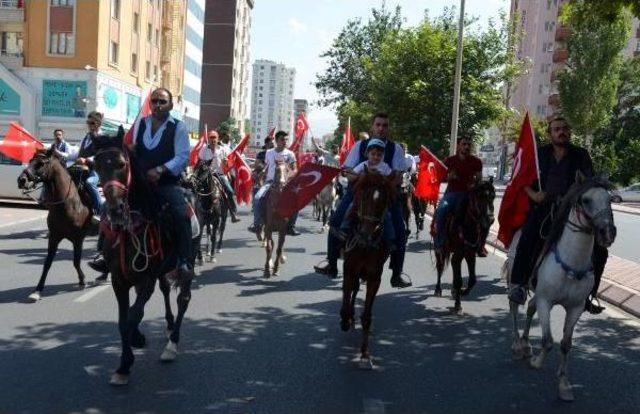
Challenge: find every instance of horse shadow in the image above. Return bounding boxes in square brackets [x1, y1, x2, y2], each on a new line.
[0, 228, 48, 241]
[0, 282, 84, 304]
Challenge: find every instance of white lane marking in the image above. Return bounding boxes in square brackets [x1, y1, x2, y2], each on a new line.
[74, 285, 110, 303]
[363, 398, 386, 414]
[0, 215, 46, 229]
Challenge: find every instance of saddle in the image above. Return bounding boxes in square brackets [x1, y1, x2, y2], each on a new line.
[67, 165, 95, 210]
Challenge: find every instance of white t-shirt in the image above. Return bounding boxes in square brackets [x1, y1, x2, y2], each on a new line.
[265, 148, 296, 181]
[353, 160, 393, 176]
[343, 139, 406, 171]
[404, 153, 416, 174]
[199, 144, 230, 173]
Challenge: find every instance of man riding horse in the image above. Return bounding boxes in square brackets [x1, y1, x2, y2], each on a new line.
[432, 136, 487, 257]
[197, 130, 241, 223]
[314, 112, 412, 288]
[508, 116, 608, 314]
[249, 131, 297, 238]
[90, 88, 194, 281]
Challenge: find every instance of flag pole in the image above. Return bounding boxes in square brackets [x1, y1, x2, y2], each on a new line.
[449, 0, 466, 156]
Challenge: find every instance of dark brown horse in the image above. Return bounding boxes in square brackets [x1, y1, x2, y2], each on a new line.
[340, 171, 395, 368]
[433, 181, 495, 314]
[17, 149, 96, 302]
[93, 131, 197, 386]
[263, 163, 290, 277]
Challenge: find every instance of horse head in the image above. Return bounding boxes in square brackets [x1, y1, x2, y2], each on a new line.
[272, 162, 289, 190]
[17, 147, 60, 190]
[568, 173, 616, 248]
[93, 126, 130, 225]
[469, 179, 496, 230]
[352, 169, 395, 242]
[191, 162, 221, 202]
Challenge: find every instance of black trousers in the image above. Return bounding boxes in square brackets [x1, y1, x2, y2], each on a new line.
[511, 202, 607, 297]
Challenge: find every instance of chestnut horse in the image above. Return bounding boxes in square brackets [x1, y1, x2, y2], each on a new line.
[263, 163, 290, 277]
[17, 149, 96, 302]
[433, 180, 495, 314]
[340, 171, 395, 368]
[93, 131, 197, 386]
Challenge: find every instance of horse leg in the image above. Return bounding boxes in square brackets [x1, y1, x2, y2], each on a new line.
[520, 297, 536, 358]
[209, 215, 219, 263]
[158, 277, 176, 337]
[273, 228, 286, 276]
[30, 235, 62, 301]
[110, 285, 132, 386]
[264, 226, 273, 278]
[434, 251, 444, 297]
[217, 207, 227, 253]
[557, 306, 583, 401]
[360, 276, 381, 368]
[451, 252, 463, 314]
[72, 238, 86, 289]
[530, 299, 553, 370]
[340, 273, 356, 332]
[162, 278, 193, 362]
[461, 252, 476, 296]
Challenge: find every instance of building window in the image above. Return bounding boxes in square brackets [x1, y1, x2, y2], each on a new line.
[110, 0, 120, 20]
[147, 23, 152, 42]
[131, 52, 138, 73]
[538, 84, 543, 94]
[109, 41, 119, 65]
[0, 31, 23, 57]
[153, 65, 158, 81]
[145, 60, 151, 80]
[155, 29, 159, 45]
[48, 0, 76, 56]
[133, 12, 139, 33]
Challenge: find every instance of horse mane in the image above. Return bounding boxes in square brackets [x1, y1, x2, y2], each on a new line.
[543, 175, 613, 251]
[352, 171, 396, 205]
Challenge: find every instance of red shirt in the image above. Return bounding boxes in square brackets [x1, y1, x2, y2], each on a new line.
[444, 154, 482, 193]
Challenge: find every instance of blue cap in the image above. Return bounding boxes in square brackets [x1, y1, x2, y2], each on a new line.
[366, 138, 386, 151]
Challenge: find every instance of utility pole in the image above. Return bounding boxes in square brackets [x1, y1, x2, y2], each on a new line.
[449, 0, 466, 156]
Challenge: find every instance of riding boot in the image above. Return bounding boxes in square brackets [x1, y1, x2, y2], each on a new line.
[585, 245, 608, 314]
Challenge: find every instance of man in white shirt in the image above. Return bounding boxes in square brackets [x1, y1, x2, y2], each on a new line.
[197, 130, 241, 222]
[311, 137, 339, 167]
[249, 131, 297, 236]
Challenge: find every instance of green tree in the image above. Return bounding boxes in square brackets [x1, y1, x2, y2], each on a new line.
[558, 1, 631, 147]
[217, 117, 241, 142]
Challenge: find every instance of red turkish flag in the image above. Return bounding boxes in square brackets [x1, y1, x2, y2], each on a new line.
[267, 126, 276, 139]
[297, 151, 316, 168]
[339, 118, 355, 166]
[0, 123, 44, 163]
[498, 112, 540, 248]
[276, 163, 341, 217]
[223, 133, 250, 174]
[289, 112, 309, 154]
[188, 124, 208, 167]
[123, 90, 152, 146]
[415, 145, 447, 204]
[233, 155, 253, 205]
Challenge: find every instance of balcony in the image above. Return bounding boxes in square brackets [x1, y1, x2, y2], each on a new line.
[0, 51, 23, 70]
[548, 93, 561, 107]
[0, 0, 24, 23]
[555, 26, 571, 42]
[552, 49, 569, 63]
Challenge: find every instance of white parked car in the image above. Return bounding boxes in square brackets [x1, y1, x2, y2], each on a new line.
[611, 183, 640, 203]
[0, 153, 35, 200]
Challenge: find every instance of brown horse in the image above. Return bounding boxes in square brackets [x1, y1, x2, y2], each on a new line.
[433, 181, 495, 314]
[263, 163, 290, 278]
[17, 149, 95, 302]
[340, 171, 395, 368]
[93, 131, 197, 386]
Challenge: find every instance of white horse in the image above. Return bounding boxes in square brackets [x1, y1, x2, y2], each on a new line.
[314, 179, 337, 232]
[506, 173, 616, 402]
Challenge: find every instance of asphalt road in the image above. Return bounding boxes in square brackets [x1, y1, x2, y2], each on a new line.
[0, 205, 639, 414]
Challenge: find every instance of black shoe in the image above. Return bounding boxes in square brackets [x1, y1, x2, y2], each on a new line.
[314, 263, 338, 279]
[477, 246, 488, 257]
[231, 215, 241, 223]
[247, 225, 257, 233]
[508, 285, 527, 305]
[88, 255, 108, 273]
[585, 297, 605, 314]
[287, 228, 301, 236]
[390, 272, 412, 288]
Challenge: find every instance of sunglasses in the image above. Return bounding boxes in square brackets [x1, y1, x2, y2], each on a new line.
[86, 121, 99, 126]
[151, 98, 169, 105]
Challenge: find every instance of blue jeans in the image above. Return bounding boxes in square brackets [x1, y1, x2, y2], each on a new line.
[339, 203, 395, 246]
[252, 182, 272, 227]
[84, 170, 103, 215]
[154, 184, 192, 266]
[433, 191, 466, 248]
[215, 173, 238, 214]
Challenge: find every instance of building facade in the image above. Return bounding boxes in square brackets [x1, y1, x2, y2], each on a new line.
[508, 0, 640, 120]
[199, 0, 253, 133]
[181, 0, 205, 132]
[0, 0, 198, 144]
[250, 59, 295, 146]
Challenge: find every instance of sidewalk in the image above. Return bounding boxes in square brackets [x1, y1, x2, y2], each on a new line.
[426, 206, 640, 318]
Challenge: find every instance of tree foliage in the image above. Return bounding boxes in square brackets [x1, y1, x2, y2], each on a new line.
[217, 117, 241, 142]
[558, 1, 631, 141]
[316, 6, 524, 157]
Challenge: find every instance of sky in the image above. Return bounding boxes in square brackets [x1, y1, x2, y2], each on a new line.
[249, 0, 511, 137]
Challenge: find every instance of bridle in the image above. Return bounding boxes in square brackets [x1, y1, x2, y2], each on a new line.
[567, 187, 612, 235]
[98, 147, 132, 199]
[22, 155, 74, 206]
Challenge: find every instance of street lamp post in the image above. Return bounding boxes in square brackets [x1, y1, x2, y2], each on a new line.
[449, 0, 466, 156]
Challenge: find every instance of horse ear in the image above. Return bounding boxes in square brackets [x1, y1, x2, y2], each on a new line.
[575, 170, 586, 185]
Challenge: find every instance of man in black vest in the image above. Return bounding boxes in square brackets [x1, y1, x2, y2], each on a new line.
[70, 111, 104, 216]
[90, 88, 194, 280]
[314, 113, 412, 288]
[508, 116, 608, 314]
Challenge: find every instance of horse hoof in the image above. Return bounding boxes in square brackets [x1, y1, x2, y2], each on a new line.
[28, 291, 41, 302]
[558, 378, 575, 402]
[77, 282, 86, 290]
[340, 319, 351, 332]
[452, 306, 463, 316]
[461, 288, 472, 297]
[197, 258, 204, 266]
[160, 341, 178, 362]
[529, 356, 543, 370]
[165, 329, 173, 340]
[95, 274, 108, 284]
[216, 248, 222, 253]
[263, 270, 271, 279]
[433, 288, 442, 298]
[109, 373, 129, 386]
[359, 357, 374, 370]
[280, 256, 286, 264]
